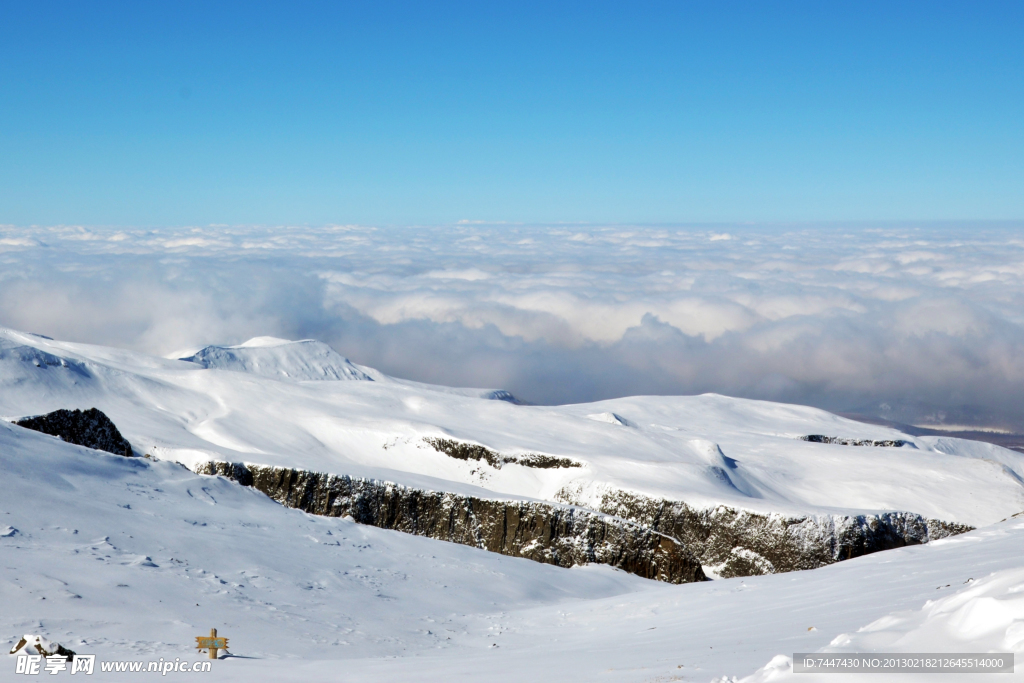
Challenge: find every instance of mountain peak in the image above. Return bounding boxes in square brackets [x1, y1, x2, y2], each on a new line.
[234, 336, 298, 348]
[180, 338, 374, 382]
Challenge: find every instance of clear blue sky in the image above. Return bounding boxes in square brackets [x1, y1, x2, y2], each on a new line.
[1, 1, 1022, 226]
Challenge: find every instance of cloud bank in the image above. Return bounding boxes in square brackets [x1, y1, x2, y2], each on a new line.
[2, 223, 1023, 429]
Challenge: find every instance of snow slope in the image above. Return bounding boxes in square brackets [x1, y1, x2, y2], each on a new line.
[0, 418, 650, 678]
[738, 551, 1024, 682]
[2, 327, 1023, 528]
[3, 421, 1023, 682]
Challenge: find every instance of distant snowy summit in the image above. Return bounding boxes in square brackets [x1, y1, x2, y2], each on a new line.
[177, 335, 525, 402]
[180, 337, 376, 382]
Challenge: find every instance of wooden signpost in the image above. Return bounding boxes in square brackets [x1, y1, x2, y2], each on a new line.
[195, 629, 228, 659]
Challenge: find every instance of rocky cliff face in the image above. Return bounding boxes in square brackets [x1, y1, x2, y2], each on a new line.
[193, 460, 706, 584]
[15, 408, 133, 457]
[191, 457, 973, 583]
[566, 489, 972, 578]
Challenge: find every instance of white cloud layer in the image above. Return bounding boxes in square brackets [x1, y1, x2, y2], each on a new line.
[2, 223, 1023, 429]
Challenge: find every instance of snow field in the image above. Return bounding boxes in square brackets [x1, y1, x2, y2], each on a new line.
[4, 422, 1024, 682]
[3, 327, 1024, 681]
[0, 421, 651, 680]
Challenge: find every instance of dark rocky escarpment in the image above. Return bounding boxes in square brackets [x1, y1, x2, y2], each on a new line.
[568, 489, 972, 578]
[802, 435, 911, 448]
[423, 437, 582, 469]
[192, 444, 973, 582]
[15, 408, 133, 457]
[194, 460, 705, 584]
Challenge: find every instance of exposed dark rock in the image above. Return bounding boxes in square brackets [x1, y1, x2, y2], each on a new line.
[193, 434, 972, 582]
[802, 435, 911, 448]
[8, 636, 76, 659]
[423, 438, 503, 467]
[507, 453, 583, 469]
[196, 453, 973, 581]
[195, 460, 705, 584]
[423, 437, 582, 469]
[15, 408, 133, 457]
[568, 489, 972, 578]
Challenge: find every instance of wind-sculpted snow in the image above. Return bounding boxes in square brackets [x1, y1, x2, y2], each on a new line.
[2, 224, 1024, 429]
[0, 337, 90, 377]
[739, 562, 1024, 682]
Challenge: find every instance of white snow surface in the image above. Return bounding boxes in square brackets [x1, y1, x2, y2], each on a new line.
[2, 421, 1023, 682]
[739, 559, 1024, 683]
[2, 326, 1023, 525]
[2, 327, 1024, 681]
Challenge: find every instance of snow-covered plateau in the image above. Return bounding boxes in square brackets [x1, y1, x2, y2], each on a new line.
[2, 326, 1023, 681]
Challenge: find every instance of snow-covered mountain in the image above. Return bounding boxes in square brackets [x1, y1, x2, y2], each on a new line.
[180, 337, 377, 382]
[3, 326, 1024, 681]
[2, 326, 1021, 529]
[2, 394, 1023, 681]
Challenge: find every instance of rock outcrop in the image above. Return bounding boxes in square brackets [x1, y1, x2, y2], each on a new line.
[801, 435, 911, 448]
[9, 635, 76, 659]
[565, 489, 972, 578]
[15, 408, 133, 457]
[192, 453, 973, 582]
[194, 460, 706, 584]
[423, 437, 582, 469]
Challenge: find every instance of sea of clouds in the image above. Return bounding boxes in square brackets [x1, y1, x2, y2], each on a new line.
[1, 223, 1023, 429]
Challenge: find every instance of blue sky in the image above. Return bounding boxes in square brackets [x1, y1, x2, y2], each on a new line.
[1, 1, 1022, 225]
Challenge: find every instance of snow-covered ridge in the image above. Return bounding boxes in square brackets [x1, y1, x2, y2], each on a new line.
[180, 338, 377, 382]
[3, 325, 1024, 680]
[4, 417, 1024, 680]
[176, 337, 526, 403]
[2, 325, 1023, 532]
